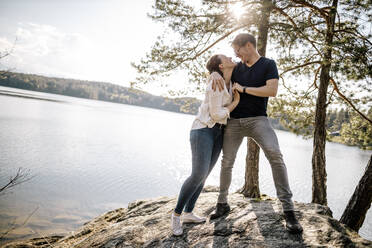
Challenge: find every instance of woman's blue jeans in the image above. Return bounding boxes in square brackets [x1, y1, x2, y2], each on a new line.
[174, 125, 224, 214]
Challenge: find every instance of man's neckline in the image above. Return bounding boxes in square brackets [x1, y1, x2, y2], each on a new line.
[244, 56, 263, 68]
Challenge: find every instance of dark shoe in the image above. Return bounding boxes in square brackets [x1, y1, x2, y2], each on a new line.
[284, 211, 303, 234]
[210, 203, 230, 219]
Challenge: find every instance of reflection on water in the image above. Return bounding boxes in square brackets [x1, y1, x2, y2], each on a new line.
[0, 86, 371, 242]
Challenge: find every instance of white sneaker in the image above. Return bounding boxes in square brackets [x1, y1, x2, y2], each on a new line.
[182, 212, 206, 223]
[171, 212, 183, 236]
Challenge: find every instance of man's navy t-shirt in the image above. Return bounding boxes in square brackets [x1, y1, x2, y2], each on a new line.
[231, 57, 279, 118]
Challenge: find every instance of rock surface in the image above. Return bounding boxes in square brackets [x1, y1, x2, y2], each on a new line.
[4, 186, 372, 247]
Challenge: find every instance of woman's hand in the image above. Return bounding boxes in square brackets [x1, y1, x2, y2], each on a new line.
[210, 72, 225, 92]
[232, 82, 244, 93]
[226, 89, 240, 113]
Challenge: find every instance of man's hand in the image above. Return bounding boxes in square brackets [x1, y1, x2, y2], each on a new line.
[210, 72, 224, 92]
[232, 82, 244, 93]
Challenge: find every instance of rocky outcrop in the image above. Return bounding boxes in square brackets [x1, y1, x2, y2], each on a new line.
[4, 186, 372, 247]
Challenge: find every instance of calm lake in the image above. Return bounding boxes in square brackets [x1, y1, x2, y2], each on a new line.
[0, 86, 371, 243]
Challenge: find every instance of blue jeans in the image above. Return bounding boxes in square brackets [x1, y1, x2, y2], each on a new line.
[174, 125, 224, 214]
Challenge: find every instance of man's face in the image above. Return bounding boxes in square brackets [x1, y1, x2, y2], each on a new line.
[233, 43, 251, 62]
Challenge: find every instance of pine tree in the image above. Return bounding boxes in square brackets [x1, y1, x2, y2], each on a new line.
[268, 0, 371, 205]
[132, 0, 372, 206]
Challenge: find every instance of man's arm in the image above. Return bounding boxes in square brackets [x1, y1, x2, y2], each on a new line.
[232, 78, 278, 97]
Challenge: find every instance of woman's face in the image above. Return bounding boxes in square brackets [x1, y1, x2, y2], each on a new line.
[219, 55, 235, 69]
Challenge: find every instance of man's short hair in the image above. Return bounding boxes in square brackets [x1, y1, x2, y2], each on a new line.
[232, 33, 256, 48]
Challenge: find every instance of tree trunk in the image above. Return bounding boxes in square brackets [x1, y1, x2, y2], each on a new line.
[311, 0, 338, 206]
[256, 0, 271, 57]
[312, 65, 329, 205]
[241, 139, 261, 197]
[340, 155, 372, 232]
[241, 0, 272, 197]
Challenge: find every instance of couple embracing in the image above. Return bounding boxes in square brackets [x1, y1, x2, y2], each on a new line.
[171, 33, 303, 236]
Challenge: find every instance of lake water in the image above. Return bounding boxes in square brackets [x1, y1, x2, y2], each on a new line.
[0, 86, 371, 243]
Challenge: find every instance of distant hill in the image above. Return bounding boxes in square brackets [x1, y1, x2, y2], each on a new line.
[0, 71, 201, 115]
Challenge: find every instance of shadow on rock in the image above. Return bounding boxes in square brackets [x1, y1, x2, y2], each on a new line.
[251, 199, 306, 248]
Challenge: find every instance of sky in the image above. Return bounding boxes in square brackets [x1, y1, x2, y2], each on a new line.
[0, 0, 255, 98]
[0, 0, 242, 98]
[0, 0, 172, 95]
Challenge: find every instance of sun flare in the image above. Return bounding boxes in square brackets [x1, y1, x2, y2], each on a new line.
[230, 2, 245, 19]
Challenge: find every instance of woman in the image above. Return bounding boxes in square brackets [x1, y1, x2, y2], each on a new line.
[171, 54, 239, 236]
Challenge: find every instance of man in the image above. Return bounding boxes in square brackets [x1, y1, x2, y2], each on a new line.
[210, 33, 303, 234]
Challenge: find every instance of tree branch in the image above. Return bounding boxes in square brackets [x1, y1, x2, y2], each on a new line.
[273, 6, 323, 56]
[0, 37, 17, 60]
[279, 75, 298, 96]
[334, 29, 372, 46]
[192, 24, 247, 60]
[0, 168, 34, 194]
[313, 65, 321, 89]
[329, 77, 372, 124]
[291, 0, 328, 19]
[326, 88, 335, 106]
[308, 10, 323, 35]
[280, 60, 321, 75]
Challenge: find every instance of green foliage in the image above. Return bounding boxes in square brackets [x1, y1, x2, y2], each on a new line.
[270, 96, 372, 150]
[268, 93, 316, 137]
[337, 108, 372, 149]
